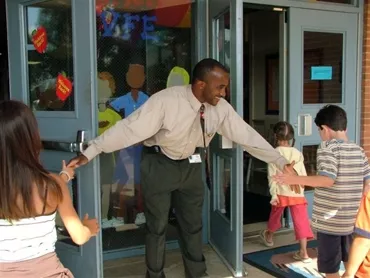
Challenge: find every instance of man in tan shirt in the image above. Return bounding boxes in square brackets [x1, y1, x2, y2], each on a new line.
[68, 59, 296, 278]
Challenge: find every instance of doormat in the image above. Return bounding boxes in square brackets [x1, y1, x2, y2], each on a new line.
[243, 240, 345, 277]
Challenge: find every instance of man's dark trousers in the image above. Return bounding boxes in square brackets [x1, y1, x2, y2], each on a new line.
[141, 147, 206, 278]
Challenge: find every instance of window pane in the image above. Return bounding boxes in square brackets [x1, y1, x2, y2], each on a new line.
[96, 0, 195, 251]
[303, 32, 343, 104]
[216, 156, 231, 219]
[214, 13, 232, 218]
[26, 1, 75, 111]
[244, 156, 271, 224]
[217, 13, 230, 68]
[316, 0, 352, 4]
[302, 145, 319, 191]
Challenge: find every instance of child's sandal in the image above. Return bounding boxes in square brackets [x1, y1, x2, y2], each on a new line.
[293, 251, 312, 263]
[259, 229, 274, 247]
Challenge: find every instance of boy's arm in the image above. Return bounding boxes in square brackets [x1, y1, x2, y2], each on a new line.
[217, 103, 289, 170]
[273, 143, 336, 187]
[275, 175, 335, 188]
[342, 194, 370, 278]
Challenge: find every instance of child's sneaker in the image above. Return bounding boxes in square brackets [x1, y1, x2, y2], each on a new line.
[259, 229, 274, 247]
[111, 217, 125, 228]
[101, 218, 112, 229]
[134, 212, 146, 225]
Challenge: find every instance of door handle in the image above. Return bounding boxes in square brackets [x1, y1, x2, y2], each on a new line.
[297, 114, 312, 136]
[42, 130, 88, 154]
[75, 130, 87, 154]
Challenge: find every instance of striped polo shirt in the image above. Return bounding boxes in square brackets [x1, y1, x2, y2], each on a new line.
[312, 139, 370, 235]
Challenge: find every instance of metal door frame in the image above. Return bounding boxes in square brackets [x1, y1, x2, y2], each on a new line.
[207, 0, 245, 277]
[6, 0, 102, 276]
[243, 0, 364, 144]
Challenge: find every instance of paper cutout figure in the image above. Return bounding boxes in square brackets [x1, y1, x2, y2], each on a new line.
[126, 63, 145, 90]
[97, 72, 125, 229]
[110, 64, 149, 116]
[97, 73, 121, 134]
[32, 26, 48, 53]
[110, 64, 149, 226]
[56, 72, 73, 101]
[166, 66, 190, 88]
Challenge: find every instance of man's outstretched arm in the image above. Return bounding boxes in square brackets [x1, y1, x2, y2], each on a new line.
[217, 102, 289, 169]
[68, 95, 164, 168]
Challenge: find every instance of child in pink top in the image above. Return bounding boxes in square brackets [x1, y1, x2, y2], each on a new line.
[260, 121, 313, 263]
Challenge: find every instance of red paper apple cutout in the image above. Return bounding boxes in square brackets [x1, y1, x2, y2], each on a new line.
[32, 26, 48, 53]
[56, 72, 73, 101]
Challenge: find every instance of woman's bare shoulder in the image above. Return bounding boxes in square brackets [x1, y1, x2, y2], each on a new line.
[42, 173, 65, 213]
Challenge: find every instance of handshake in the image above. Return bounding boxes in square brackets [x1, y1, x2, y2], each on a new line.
[58, 154, 90, 182]
[58, 154, 88, 183]
[58, 153, 88, 182]
[67, 154, 89, 169]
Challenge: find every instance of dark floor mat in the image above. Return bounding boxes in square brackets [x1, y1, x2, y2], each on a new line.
[244, 240, 345, 277]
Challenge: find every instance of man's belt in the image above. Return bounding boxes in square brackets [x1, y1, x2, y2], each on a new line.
[143, 145, 200, 161]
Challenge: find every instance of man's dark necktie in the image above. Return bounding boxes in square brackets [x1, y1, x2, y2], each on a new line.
[200, 104, 212, 190]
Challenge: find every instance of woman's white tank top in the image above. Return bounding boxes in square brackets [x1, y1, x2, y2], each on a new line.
[0, 212, 57, 262]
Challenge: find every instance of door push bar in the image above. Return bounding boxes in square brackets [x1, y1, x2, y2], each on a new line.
[42, 130, 88, 154]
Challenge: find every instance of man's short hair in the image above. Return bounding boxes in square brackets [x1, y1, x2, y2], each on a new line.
[192, 58, 229, 84]
[314, 104, 347, 131]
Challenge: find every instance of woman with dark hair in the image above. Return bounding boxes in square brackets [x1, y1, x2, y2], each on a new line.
[0, 100, 99, 277]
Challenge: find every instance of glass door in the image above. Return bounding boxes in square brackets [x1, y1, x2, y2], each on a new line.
[6, 0, 101, 277]
[209, 0, 245, 276]
[288, 8, 359, 216]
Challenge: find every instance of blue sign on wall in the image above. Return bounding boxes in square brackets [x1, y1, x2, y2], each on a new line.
[311, 66, 333, 81]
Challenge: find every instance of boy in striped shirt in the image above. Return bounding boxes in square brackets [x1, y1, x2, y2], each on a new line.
[274, 105, 370, 278]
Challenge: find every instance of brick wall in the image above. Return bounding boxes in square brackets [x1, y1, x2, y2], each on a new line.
[362, 1, 370, 155]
